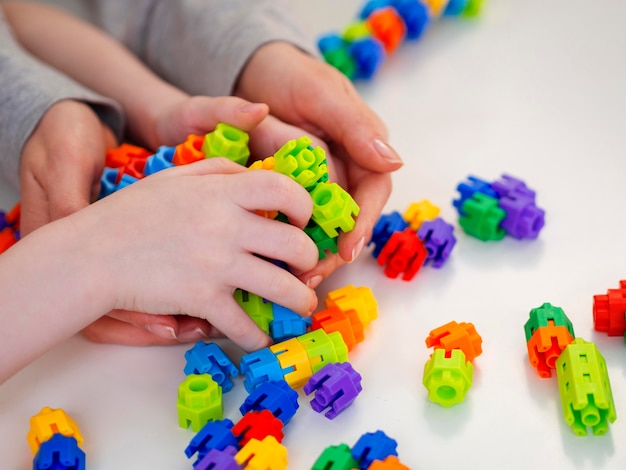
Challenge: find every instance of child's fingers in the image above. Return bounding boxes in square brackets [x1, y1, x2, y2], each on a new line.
[81, 315, 180, 346]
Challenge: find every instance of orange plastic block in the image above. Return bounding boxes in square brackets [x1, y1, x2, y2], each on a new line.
[27, 407, 84, 454]
[425, 321, 483, 362]
[368, 456, 411, 469]
[325, 285, 378, 331]
[5, 202, 20, 228]
[403, 199, 440, 230]
[269, 337, 313, 388]
[377, 228, 427, 281]
[105, 143, 151, 168]
[311, 306, 359, 351]
[174, 134, 205, 165]
[366, 7, 406, 54]
[235, 435, 288, 470]
[593, 280, 626, 336]
[526, 323, 574, 378]
[0, 228, 17, 253]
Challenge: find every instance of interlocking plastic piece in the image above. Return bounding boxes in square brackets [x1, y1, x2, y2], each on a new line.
[403, 199, 440, 231]
[348, 37, 386, 80]
[240, 348, 285, 393]
[453, 176, 498, 215]
[177, 374, 223, 432]
[526, 324, 574, 378]
[184, 342, 239, 393]
[174, 134, 206, 165]
[5, 202, 20, 228]
[27, 407, 84, 454]
[270, 303, 311, 343]
[593, 281, 626, 337]
[0, 227, 17, 252]
[422, 348, 473, 407]
[303, 362, 363, 419]
[232, 410, 284, 447]
[239, 380, 299, 425]
[143, 145, 176, 176]
[325, 285, 378, 331]
[424, 0, 449, 16]
[377, 228, 428, 280]
[234, 289, 273, 335]
[269, 337, 313, 388]
[461, 0, 485, 16]
[304, 222, 339, 260]
[194, 446, 241, 470]
[311, 443, 358, 470]
[297, 329, 349, 374]
[248, 156, 275, 171]
[310, 182, 360, 238]
[392, 0, 431, 39]
[116, 173, 139, 191]
[105, 143, 151, 168]
[366, 7, 406, 54]
[491, 174, 544, 239]
[444, 0, 470, 15]
[369, 211, 408, 258]
[202, 123, 251, 166]
[556, 338, 617, 436]
[185, 418, 238, 466]
[33, 434, 85, 470]
[312, 307, 359, 351]
[351, 431, 399, 470]
[425, 321, 482, 362]
[524, 303, 575, 342]
[417, 217, 457, 268]
[235, 435, 288, 470]
[343, 20, 372, 42]
[272, 136, 328, 190]
[367, 455, 411, 469]
[319, 39, 357, 80]
[459, 193, 506, 241]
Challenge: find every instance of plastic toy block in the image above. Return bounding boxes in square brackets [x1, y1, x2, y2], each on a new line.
[524, 303, 575, 342]
[318, 34, 347, 55]
[184, 341, 239, 393]
[325, 284, 378, 331]
[232, 410, 284, 447]
[5, 202, 20, 227]
[403, 199, 440, 231]
[203, 123, 250, 166]
[105, 143, 151, 168]
[310, 182, 360, 238]
[304, 222, 339, 260]
[0, 210, 8, 231]
[555, 338, 617, 436]
[248, 156, 275, 171]
[424, 0, 449, 16]
[593, 281, 626, 337]
[312, 306, 359, 351]
[445, 0, 470, 15]
[235, 435, 287, 470]
[116, 173, 139, 191]
[27, 407, 84, 454]
[320, 45, 357, 80]
[269, 337, 313, 388]
[185, 419, 238, 465]
[498, 194, 545, 240]
[459, 193, 506, 241]
[342, 20, 372, 42]
[422, 348, 473, 407]
[417, 217, 457, 268]
[177, 374, 223, 432]
[348, 37, 386, 80]
[0, 227, 17, 252]
[33, 434, 85, 470]
[462, 0, 484, 16]
[194, 446, 241, 470]
[234, 289, 273, 335]
[239, 379, 299, 425]
[351, 430, 399, 470]
[391, 0, 431, 39]
[425, 321, 483, 362]
[239, 348, 285, 393]
[173, 134, 206, 165]
[98, 167, 121, 199]
[377, 228, 428, 280]
[143, 145, 175, 176]
[453, 176, 498, 215]
[272, 136, 328, 190]
[297, 329, 349, 374]
[366, 7, 406, 54]
[119, 155, 147, 179]
[526, 324, 574, 378]
[369, 211, 408, 258]
[311, 443, 358, 470]
[490, 174, 535, 200]
[367, 455, 411, 469]
[270, 303, 311, 343]
[303, 362, 363, 419]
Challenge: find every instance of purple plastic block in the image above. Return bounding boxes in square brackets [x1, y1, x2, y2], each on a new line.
[239, 379, 299, 425]
[33, 434, 85, 470]
[453, 176, 498, 215]
[194, 445, 241, 470]
[0, 211, 8, 231]
[303, 362, 363, 420]
[240, 348, 285, 393]
[185, 418, 238, 465]
[417, 217, 457, 268]
[351, 430, 398, 469]
[185, 342, 239, 393]
[490, 174, 536, 201]
[498, 195, 545, 240]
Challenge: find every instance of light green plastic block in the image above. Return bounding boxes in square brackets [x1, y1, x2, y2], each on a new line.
[310, 182, 360, 238]
[234, 289, 273, 334]
[202, 122, 250, 166]
[423, 348, 473, 407]
[177, 374, 223, 431]
[272, 136, 328, 190]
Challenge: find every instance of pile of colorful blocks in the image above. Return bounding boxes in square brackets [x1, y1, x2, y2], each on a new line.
[318, 0, 484, 81]
[0, 203, 20, 254]
[524, 302, 616, 436]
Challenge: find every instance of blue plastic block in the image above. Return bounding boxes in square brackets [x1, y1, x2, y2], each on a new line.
[116, 173, 139, 191]
[270, 304, 311, 343]
[351, 430, 398, 469]
[239, 348, 285, 393]
[239, 379, 299, 425]
[348, 37, 386, 80]
[392, 0, 431, 39]
[33, 434, 85, 470]
[185, 419, 239, 466]
[184, 342, 239, 393]
[359, 0, 392, 19]
[453, 175, 498, 215]
[193, 445, 241, 470]
[318, 33, 347, 55]
[0, 211, 8, 231]
[369, 211, 408, 258]
[445, 0, 470, 15]
[98, 167, 119, 199]
[143, 145, 175, 176]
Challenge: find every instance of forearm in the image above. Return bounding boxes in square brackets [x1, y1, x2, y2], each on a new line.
[2, 2, 187, 148]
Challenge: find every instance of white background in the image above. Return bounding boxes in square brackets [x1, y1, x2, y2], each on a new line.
[2, 0, 626, 468]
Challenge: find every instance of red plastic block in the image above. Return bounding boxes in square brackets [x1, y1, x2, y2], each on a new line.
[425, 321, 483, 362]
[366, 7, 406, 54]
[526, 323, 574, 378]
[593, 280, 626, 336]
[174, 134, 206, 165]
[377, 228, 427, 281]
[5, 202, 20, 228]
[0, 228, 17, 253]
[233, 410, 284, 447]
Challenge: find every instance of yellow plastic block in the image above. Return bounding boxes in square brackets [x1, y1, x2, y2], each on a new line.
[403, 199, 440, 230]
[27, 407, 84, 454]
[270, 338, 313, 388]
[236, 435, 288, 470]
[325, 285, 378, 330]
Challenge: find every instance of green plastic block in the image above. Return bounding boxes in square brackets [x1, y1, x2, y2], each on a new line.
[524, 302, 575, 342]
[312, 443, 358, 470]
[273, 136, 328, 191]
[304, 222, 338, 259]
[322, 48, 357, 80]
[342, 20, 372, 42]
[297, 329, 348, 373]
[310, 182, 360, 238]
[234, 289, 273, 334]
[556, 338, 617, 436]
[202, 122, 250, 166]
[177, 374, 223, 431]
[422, 348, 473, 407]
[459, 193, 506, 241]
[463, 0, 485, 17]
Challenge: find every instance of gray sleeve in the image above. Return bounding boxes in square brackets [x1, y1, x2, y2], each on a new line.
[0, 10, 124, 191]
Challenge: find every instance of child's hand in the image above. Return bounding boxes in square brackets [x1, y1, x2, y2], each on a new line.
[235, 42, 401, 287]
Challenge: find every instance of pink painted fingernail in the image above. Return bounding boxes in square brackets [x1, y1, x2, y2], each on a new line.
[146, 324, 177, 340]
[351, 236, 366, 262]
[178, 327, 209, 343]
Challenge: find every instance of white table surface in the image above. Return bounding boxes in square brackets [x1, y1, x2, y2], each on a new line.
[2, 0, 626, 468]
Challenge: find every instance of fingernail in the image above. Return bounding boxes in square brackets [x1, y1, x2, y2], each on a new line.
[308, 295, 319, 315]
[178, 327, 209, 343]
[351, 236, 365, 262]
[306, 275, 324, 289]
[145, 324, 177, 340]
[240, 102, 266, 114]
[373, 138, 403, 165]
